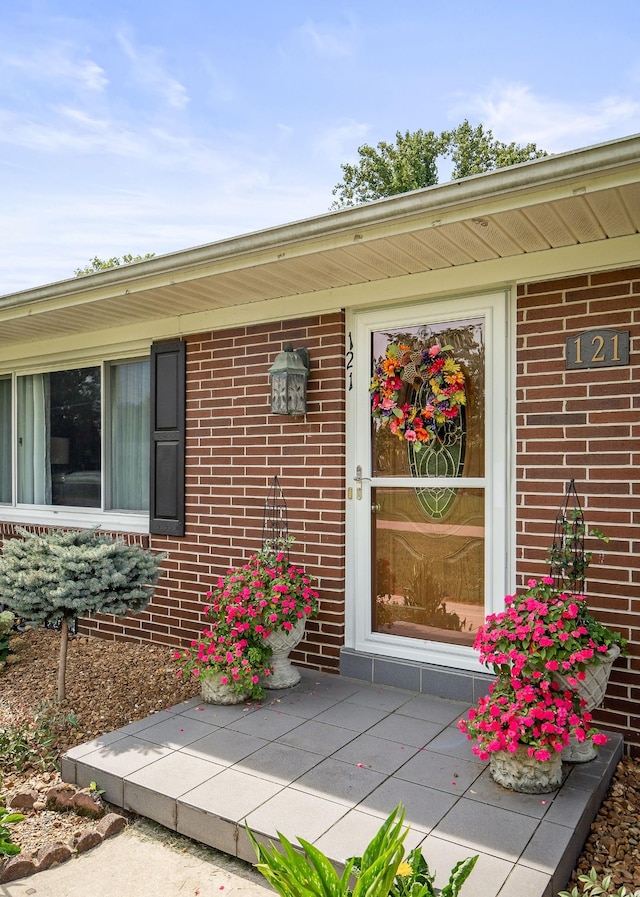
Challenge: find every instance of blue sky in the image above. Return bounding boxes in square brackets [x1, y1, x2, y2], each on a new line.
[2, 1, 640, 294]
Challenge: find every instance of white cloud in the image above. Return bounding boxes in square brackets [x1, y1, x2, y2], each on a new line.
[0, 104, 251, 176]
[199, 57, 237, 105]
[0, 107, 149, 156]
[276, 123, 294, 140]
[0, 173, 332, 294]
[2, 42, 108, 92]
[294, 16, 358, 59]
[116, 30, 189, 110]
[456, 82, 640, 152]
[314, 119, 371, 165]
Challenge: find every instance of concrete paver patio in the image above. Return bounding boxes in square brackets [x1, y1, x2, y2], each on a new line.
[61, 670, 622, 897]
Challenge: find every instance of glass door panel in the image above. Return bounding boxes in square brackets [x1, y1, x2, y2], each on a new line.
[372, 318, 484, 478]
[372, 486, 485, 645]
[370, 316, 485, 647]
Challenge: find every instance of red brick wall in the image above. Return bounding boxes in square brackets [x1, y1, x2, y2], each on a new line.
[81, 312, 347, 673]
[8, 268, 639, 750]
[517, 266, 640, 754]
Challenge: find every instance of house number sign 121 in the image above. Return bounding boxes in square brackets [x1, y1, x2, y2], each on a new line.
[565, 328, 630, 370]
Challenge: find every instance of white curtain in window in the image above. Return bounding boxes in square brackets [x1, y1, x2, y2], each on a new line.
[0, 378, 11, 503]
[17, 374, 51, 504]
[110, 361, 150, 511]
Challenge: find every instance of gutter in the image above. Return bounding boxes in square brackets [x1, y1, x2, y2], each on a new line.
[2, 132, 640, 311]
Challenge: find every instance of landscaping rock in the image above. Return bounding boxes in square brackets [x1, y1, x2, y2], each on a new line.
[565, 754, 640, 890]
[9, 789, 39, 809]
[45, 787, 75, 812]
[0, 629, 197, 884]
[74, 828, 103, 853]
[0, 855, 37, 883]
[71, 791, 105, 818]
[35, 842, 73, 871]
[97, 813, 127, 839]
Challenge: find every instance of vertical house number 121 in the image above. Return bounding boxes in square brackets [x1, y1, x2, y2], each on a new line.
[565, 329, 630, 370]
[346, 332, 354, 390]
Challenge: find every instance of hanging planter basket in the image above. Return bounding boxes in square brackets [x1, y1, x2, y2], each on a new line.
[553, 644, 620, 762]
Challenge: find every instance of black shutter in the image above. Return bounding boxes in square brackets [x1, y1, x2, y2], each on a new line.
[149, 339, 186, 536]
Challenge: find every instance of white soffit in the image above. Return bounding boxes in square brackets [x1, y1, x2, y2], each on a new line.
[1, 136, 640, 348]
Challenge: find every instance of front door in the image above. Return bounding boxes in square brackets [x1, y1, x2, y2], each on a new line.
[347, 292, 509, 672]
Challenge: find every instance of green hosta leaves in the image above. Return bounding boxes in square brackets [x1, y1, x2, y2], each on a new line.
[248, 827, 353, 897]
[0, 838, 21, 857]
[351, 807, 407, 897]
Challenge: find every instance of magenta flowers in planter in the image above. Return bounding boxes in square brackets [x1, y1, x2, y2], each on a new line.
[459, 674, 606, 762]
[459, 577, 618, 769]
[474, 577, 623, 682]
[173, 543, 319, 700]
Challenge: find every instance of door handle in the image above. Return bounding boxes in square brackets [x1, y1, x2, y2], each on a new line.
[354, 465, 371, 500]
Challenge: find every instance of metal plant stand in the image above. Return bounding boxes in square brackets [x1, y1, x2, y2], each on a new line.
[549, 479, 587, 594]
[261, 475, 289, 559]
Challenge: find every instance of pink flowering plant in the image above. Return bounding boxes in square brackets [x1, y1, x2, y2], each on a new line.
[173, 541, 319, 699]
[458, 577, 623, 760]
[475, 577, 626, 686]
[247, 540, 320, 634]
[173, 624, 271, 699]
[458, 675, 607, 762]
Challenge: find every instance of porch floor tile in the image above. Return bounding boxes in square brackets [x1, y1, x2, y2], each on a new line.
[62, 669, 622, 897]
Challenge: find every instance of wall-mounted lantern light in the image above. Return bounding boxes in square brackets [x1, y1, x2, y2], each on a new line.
[268, 344, 310, 416]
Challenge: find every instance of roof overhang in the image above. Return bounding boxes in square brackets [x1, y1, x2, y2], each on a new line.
[2, 133, 640, 352]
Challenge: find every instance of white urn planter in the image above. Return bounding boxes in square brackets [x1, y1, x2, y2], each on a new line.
[554, 644, 620, 762]
[200, 672, 248, 705]
[489, 744, 563, 793]
[264, 617, 306, 689]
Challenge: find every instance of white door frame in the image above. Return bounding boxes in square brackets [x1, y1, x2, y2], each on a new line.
[345, 290, 512, 674]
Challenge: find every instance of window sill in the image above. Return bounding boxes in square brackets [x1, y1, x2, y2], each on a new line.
[0, 506, 150, 535]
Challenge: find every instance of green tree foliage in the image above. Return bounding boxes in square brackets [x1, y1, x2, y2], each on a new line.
[331, 120, 547, 208]
[331, 129, 442, 208]
[74, 253, 155, 277]
[441, 120, 547, 179]
[0, 529, 164, 700]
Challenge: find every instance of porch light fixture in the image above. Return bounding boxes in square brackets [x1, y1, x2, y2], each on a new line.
[268, 344, 310, 416]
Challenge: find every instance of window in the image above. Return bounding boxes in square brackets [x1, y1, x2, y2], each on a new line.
[109, 361, 150, 511]
[5, 359, 150, 513]
[18, 367, 101, 506]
